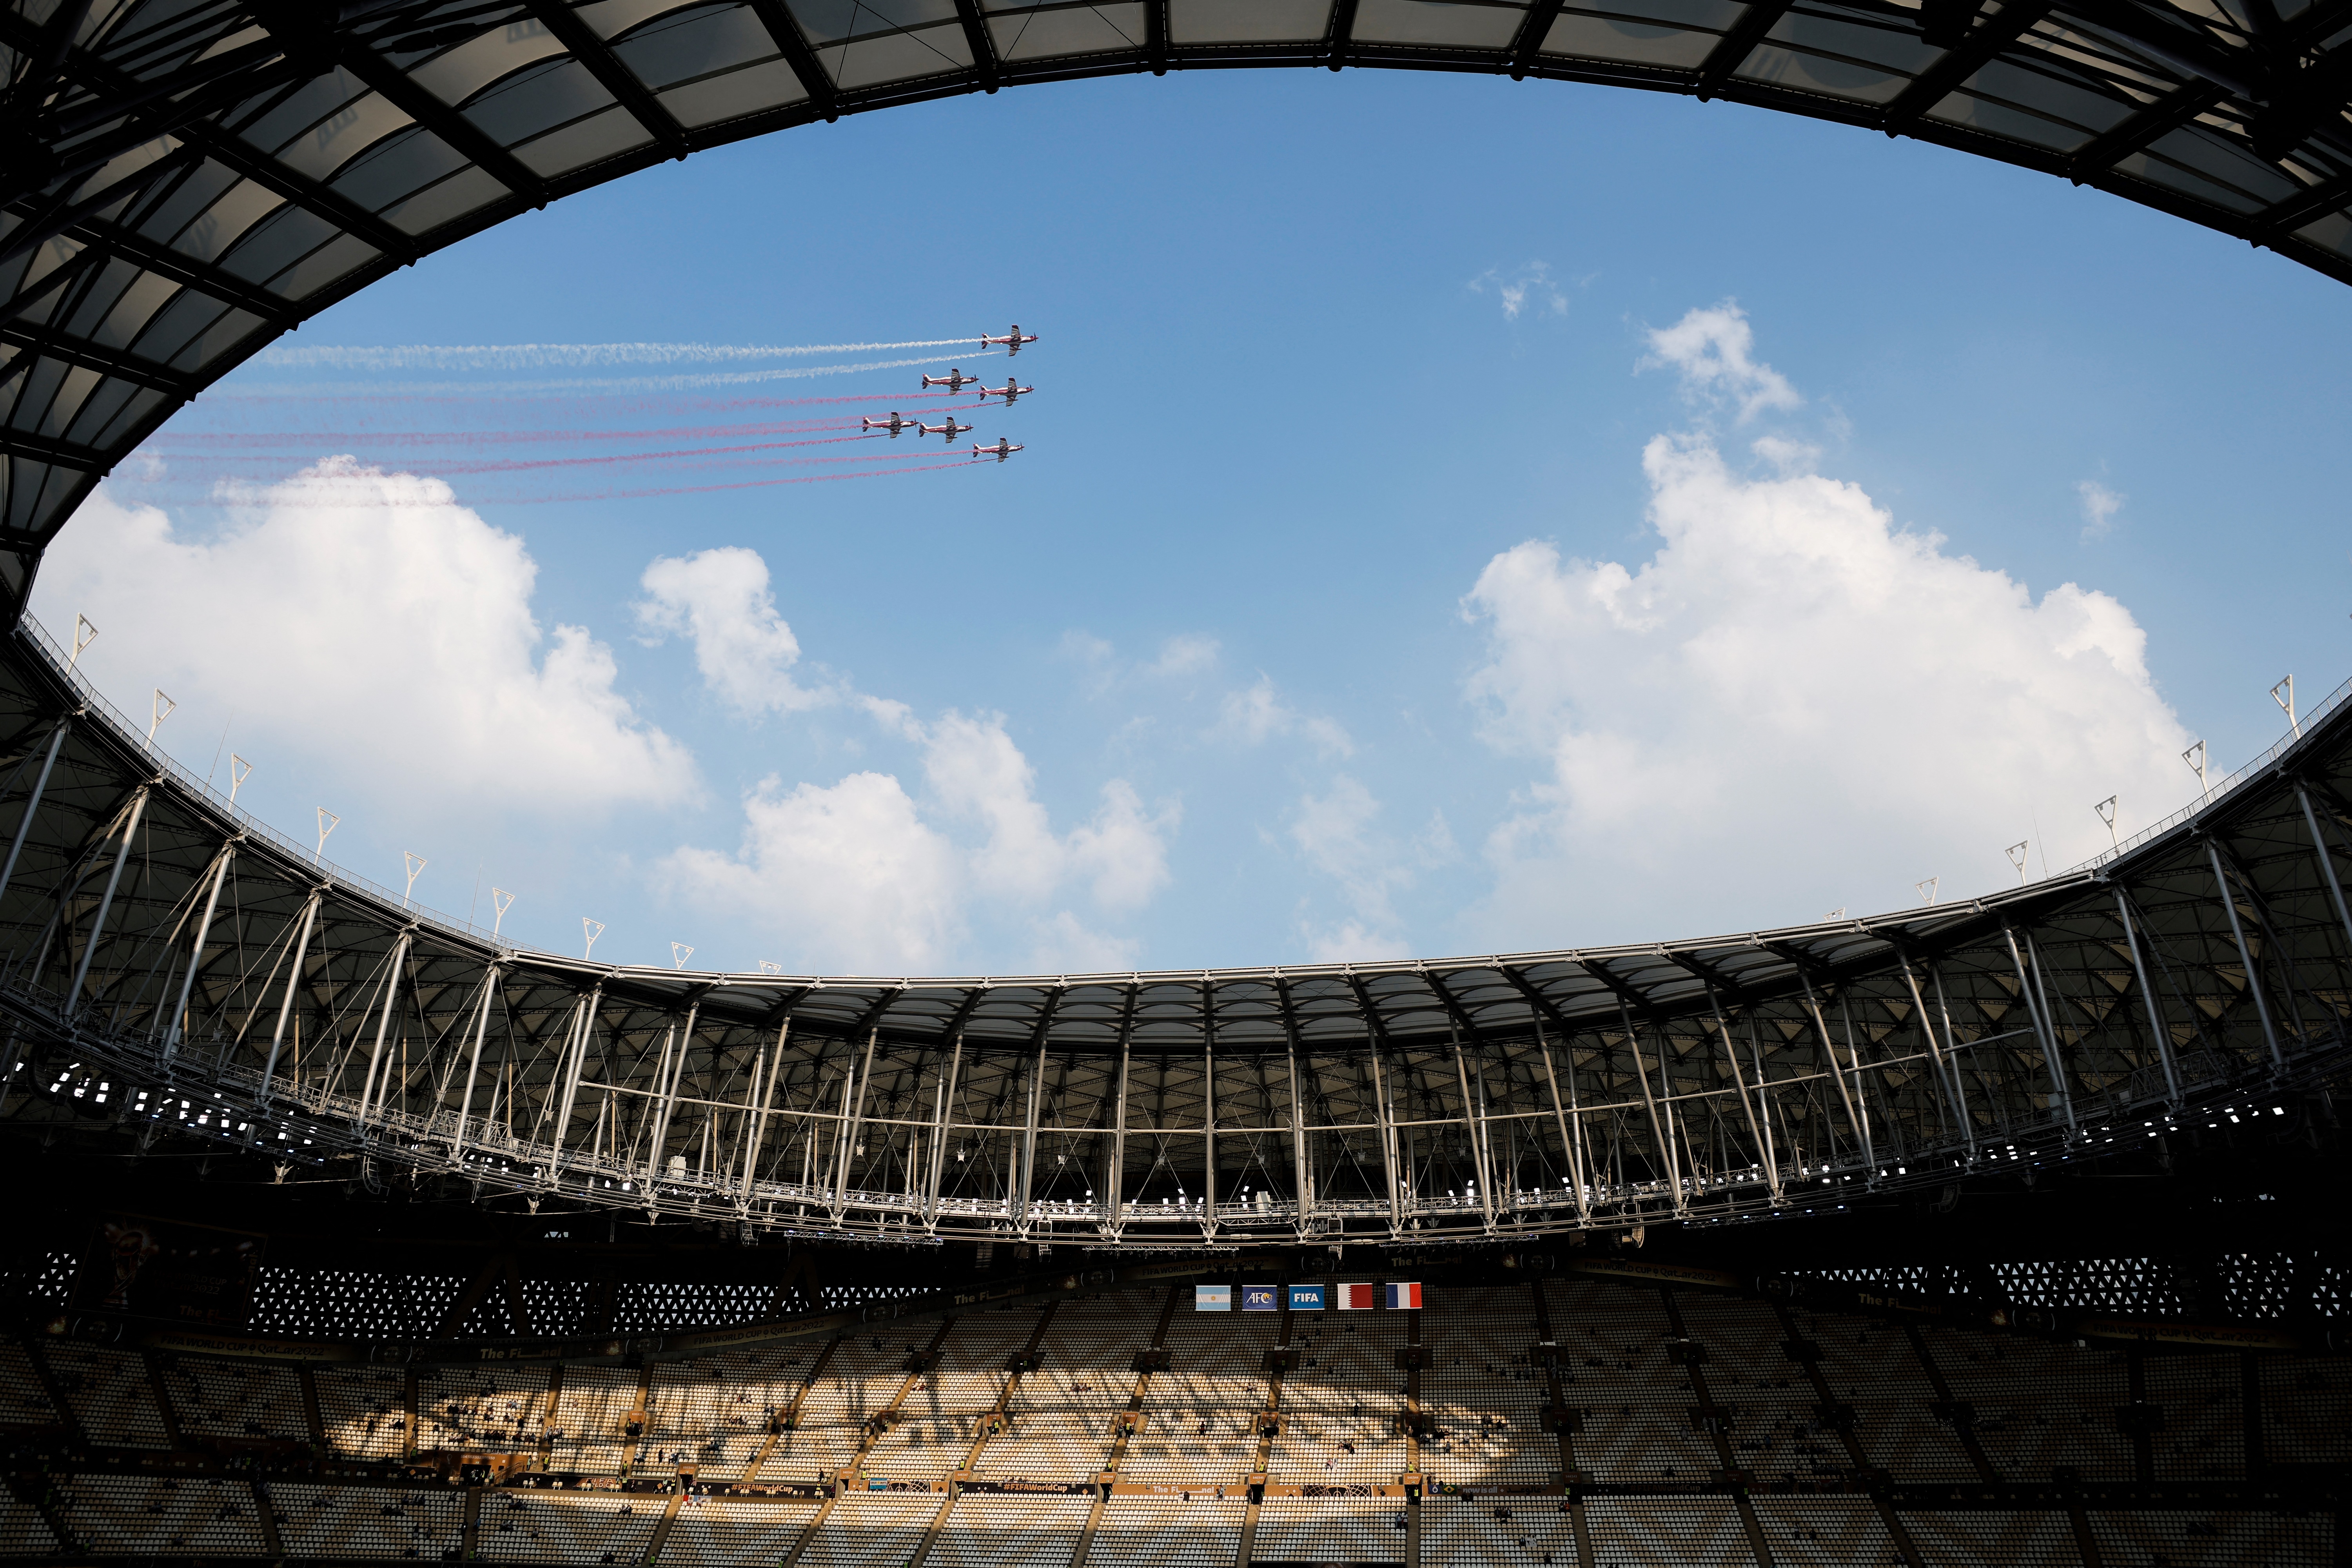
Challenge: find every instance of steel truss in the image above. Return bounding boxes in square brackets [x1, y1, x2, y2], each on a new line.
[0, 613, 2345, 1250]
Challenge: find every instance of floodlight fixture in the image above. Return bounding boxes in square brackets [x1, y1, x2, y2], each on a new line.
[2273, 675, 2299, 737]
[583, 918, 605, 959]
[402, 851, 427, 907]
[1826, 907, 1846, 921]
[1915, 877, 1938, 904]
[148, 688, 175, 742]
[2095, 795, 2119, 848]
[315, 808, 339, 861]
[70, 615, 97, 668]
[759, 961, 782, 975]
[2183, 740, 2208, 802]
[672, 942, 695, 969]
[229, 755, 253, 804]
[2006, 841, 2030, 882]
[490, 887, 515, 937]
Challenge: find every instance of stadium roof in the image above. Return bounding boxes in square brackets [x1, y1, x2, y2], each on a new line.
[4, 0, 2352, 597]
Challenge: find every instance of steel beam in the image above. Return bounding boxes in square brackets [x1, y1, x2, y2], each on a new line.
[2204, 838, 2285, 1071]
[258, 890, 319, 1102]
[2296, 784, 2352, 956]
[2111, 887, 2181, 1106]
[65, 784, 145, 1013]
[0, 719, 67, 907]
[160, 842, 231, 1056]
[2001, 923, 2076, 1132]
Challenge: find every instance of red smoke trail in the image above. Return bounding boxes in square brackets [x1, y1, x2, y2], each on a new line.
[147, 401, 991, 452]
[156, 433, 918, 477]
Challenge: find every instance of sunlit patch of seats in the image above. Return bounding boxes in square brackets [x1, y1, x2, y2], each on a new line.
[1423, 1495, 1571, 1566]
[1120, 1310, 1277, 1488]
[317, 1366, 411, 1461]
[546, 1367, 642, 1475]
[163, 1359, 308, 1443]
[416, 1365, 550, 1456]
[659, 1495, 818, 1564]
[1084, 1494, 1245, 1568]
[271, 1482, 463, 1559]
[55, 1472, 265, 1554]
[790, 1491, 939, 1568]
[1252, 1495, 1405, 1561]
[1424, 1287, 1555, 1487]
[981, 1293, 1147, 1479]
[759, 1335, 925, 1484]
[929, 1492, 1090, 1568]
[1583, 1497, 1746, 1568]
[1267, 1311, 1409, 1485]
[867, 1309, 1035, 1472]
[1541, 1283, 1715, 1483]
[478, 1488, 658, 1562]
[648, 1352, 799, 1477]
[45, 1345, 170, 1448]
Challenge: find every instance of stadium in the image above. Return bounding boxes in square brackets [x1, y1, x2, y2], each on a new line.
[2, 2, 2350, 1567]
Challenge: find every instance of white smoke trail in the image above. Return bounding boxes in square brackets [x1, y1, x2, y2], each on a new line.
[217, 353, 1000, 397]
[254, 339, 983, 371]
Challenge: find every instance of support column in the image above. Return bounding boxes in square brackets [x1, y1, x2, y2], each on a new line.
[1371, 1044, 1403, 1236]
[354, 933, 415, 1127]
[66, 786, 147, 1011]
[1797, 977, 1873, 1174]
[0, 720, 68, 906]
[1534, 1014, 1590, 1223]
[2294, 786, 2352, 956]
[1108, 1013, 1131, 1237]
[1450, 1025, 1496, 1230]
[1015, 1032, 1045, 1231]
[737, 1020, 787, 1200]
[2112, 890, 2181, 1105]
[260, 891, 321, 1102]
[161, 844, 233, 1055]
[833, 1027, 878, 1215]
[1895, 958, 1971, 1160]
[1201, 1007, 1218, 1239]
[452, 967, 502, 1163]
[2000, 925, 2076, 1131]
[926, 1032, 961, 1224]
[1620, 1000, 1686, 1215]
[1704, 987, 1778, 1200]
[1287, 1033, 1312, 1236]
[2205, 840, 2285, 1071]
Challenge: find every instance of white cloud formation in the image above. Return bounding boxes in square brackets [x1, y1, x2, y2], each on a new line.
[1218, 675, 1354, 758]
[1471, 261, 1568, 321]
[1151, 634, 1221, 677]
[660, 707, 1176, 973]
[33, 460, 691, 814]
[1460, 430, 2194, 941]
[660, 771, 963, 974]
[2077, 479, 2125, 543]
[635, 547, 830, 715]
[1642, 301, 1801, 421]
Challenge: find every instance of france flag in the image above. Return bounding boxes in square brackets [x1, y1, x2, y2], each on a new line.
[1385, 1281, 1421, 1310]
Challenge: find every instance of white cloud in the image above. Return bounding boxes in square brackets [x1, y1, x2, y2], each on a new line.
[1642, 301, 1801, 421]
[33, 460, 691, 815]
[1151, 634, 1220, 677]
[1470, 261, 1568, 321]
[2077, 479, 2125, 543]
[1460, 429, 2193, 940]
[661, 707, 1176, 972]
[635, 547, 830, 715]
[660, 771, 963, 975]
[1289, 775, 1427, 962]
[1218, 675, 1354, 758]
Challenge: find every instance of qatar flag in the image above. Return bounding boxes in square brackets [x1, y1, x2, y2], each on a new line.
[1336, 1283, 1378, 1310]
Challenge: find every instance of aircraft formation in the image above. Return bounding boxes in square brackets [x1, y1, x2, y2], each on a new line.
[859, 323, 1033, 465]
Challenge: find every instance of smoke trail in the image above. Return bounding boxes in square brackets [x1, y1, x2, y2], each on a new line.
[255, 339, 985, 371]
[145, 401, 993, 451]
[218, 354, 1000, 397]
[181, 458, 984, 507]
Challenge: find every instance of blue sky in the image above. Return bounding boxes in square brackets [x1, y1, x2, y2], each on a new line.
[37, 69, 2352, 975]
